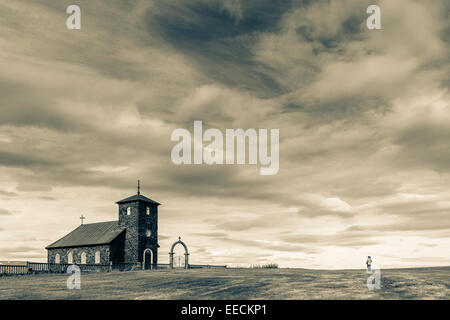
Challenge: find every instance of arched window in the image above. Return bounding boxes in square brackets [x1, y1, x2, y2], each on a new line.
[68, 251, 73, 264]
[95, 251, 100, 264]
[146, 207, 150, 215]
[81, 252, 86, 264]
[127, 207, 131, 215]
[55, 253, 60, 264]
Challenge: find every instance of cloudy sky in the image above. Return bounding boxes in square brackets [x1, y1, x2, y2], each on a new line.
[0, 0, 449, 269]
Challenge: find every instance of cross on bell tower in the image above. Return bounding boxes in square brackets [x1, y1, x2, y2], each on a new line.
[80, 214, 85, 225]
[137, 179, 140, 195]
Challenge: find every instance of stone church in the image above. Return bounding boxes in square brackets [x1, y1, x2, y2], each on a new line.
[46, 185, 160, 268]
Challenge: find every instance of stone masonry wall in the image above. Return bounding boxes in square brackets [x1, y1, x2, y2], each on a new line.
[47, 245, 110, 265]
[139, 203, 158, 265]
[118, 201, 140, 263]
[118, 201, 158, 264]
[110, 231, 126, 263]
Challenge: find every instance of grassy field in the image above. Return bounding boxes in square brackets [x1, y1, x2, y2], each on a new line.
[0, 267, 449, 299]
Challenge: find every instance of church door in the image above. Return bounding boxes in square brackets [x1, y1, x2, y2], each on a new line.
[143, 249, 152, 270]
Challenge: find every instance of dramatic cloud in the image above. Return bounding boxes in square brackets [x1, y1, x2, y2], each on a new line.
[0, 209, 12, 216]
[0, 0, 449, 268]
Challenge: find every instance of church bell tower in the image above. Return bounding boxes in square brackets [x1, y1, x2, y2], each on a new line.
[116, 181, 160, 266]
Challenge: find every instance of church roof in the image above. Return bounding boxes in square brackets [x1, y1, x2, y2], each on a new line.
[46, 221, 125, 249]
[116, 193, 160, 205]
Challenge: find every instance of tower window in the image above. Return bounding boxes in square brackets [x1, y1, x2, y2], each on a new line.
[81, 252, 86, 264]
[146, 229, 151, 238]
[68, 251, 73, 264]
[146, 207, 150, 215]
[127, 207, 131, 215]
[55, 253, 60, 264]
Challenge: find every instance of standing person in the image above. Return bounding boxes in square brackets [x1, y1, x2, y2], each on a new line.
[366, 256, 372, 272]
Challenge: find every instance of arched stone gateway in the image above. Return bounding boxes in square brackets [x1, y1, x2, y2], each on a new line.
[169, 237, 189, 269]
[143, 248, 153, 270]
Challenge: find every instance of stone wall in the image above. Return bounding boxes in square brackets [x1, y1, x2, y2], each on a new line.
[118, 200, 158, 264]
[138, 203, 158, 265]
[47, 245, 110, 265]
[110, 231, 126, 263]
[118, 201, 140, 263]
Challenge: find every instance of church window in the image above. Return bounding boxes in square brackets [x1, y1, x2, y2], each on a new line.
[95, 251, 100, 264]
[81, 252, 86, 264]
[127, 207, 131, 215]
[55, 254, 60, 264]
[146, 207, 150, 215]
[68, 251, 73, 264]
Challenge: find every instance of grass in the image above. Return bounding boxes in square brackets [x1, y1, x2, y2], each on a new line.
[0, 266, 449, 299]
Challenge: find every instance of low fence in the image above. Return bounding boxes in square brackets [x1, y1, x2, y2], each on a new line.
[0, 262, 228, 276]
[0, 262, 111, 276]
[0, 264, 28, 275]
[30, 262, 67, 273]
[29, 262, 109, 273]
